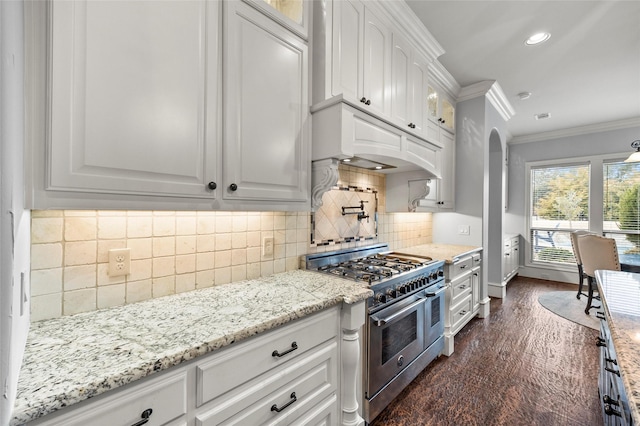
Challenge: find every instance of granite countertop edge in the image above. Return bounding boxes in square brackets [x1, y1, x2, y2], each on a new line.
[11, 270, 372, 425]
[596, 270, 640, 424]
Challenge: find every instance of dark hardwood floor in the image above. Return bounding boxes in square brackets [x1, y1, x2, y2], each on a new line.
[370, 276, 602, 426]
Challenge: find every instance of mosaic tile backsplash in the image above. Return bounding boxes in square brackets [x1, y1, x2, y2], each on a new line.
[311, 186, 378, 245]
[30, 165, 433, 321]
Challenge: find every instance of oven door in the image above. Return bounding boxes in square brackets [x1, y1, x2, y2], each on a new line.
[367, 293, 426, 396]
[424, 284, 445, 349]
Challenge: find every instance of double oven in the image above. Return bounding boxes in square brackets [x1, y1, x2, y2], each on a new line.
[304, 244, 445, 423]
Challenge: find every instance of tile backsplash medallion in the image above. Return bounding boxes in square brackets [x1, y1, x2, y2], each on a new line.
[30, 165, 432, 321]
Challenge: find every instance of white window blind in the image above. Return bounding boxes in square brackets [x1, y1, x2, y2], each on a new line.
[603, 160, 640, 266]
[530, 163, 590, 264]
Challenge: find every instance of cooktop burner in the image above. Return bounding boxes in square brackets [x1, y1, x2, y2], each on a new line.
[314, 251, 435, 284]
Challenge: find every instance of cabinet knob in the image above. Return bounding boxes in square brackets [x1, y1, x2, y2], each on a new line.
[360, 97, 367, 103]
[229, 183, 238, 191]
[408, 123, 416, 129]
[365, 99, 371, 105]
[207, 182, 217, 190]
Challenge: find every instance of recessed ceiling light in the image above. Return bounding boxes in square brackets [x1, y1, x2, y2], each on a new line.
[342, 158, 351, 162]
[534, 112, 551, 120]
[517, 91, 532, 100]
[525, 32, 551, 46]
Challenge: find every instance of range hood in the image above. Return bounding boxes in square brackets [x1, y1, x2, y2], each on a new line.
[310, 97, 443, 210]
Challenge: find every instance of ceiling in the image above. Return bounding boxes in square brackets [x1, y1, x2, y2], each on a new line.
[405, 0, 640, 141]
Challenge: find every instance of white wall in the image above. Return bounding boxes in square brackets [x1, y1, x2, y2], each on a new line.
[505, 124, 640, 282]
[1, 1, 31, 423]
[432, 96, 485, 245]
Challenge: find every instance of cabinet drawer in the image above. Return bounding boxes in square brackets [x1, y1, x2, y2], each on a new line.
[450, 274, 472, 304]
[290, 394, 338, 426]
[450, 257, 473, 280]
[196, 308, 338, 406]
[472, 253, 481, 269]
[34, 369, 188, 426]
[195, 341, 337, 426]
[451, 296, 473, 333]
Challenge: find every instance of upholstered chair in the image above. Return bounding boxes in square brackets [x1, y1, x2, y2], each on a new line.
[570, 230, 594, 300]
[577, 234, 620, 314]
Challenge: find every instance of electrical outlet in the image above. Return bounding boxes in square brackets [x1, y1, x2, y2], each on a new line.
[263, 236, 274, 257]
[108, 248, 131, 277]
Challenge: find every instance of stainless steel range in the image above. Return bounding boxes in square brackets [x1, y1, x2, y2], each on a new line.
[304, 244, 445, 423]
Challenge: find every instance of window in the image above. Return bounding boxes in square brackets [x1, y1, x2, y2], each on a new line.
[529, 163, 590, 265]
[603, 160, 640, 267]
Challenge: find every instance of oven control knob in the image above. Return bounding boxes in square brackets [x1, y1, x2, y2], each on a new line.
[376, 293, 387, 304]
[420, 277, 427, 286]
[386, 288, 397, 299]
[438, 269, 444, 277]
[430, 272, 438, 281]
[397, 355, 404, 367]
[398, 285, 408, 294]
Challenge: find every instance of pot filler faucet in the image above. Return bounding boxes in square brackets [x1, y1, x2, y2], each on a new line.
[342, 200, 369, 222]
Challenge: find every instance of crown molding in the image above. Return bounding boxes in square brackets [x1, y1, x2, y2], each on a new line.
[509, 117, 640, 145]
[377, 0, 445, 62]
[428, 60, 460, 98]
[457, 80, 515, 122]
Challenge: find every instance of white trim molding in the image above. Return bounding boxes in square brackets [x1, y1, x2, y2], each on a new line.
[509, 117, 640, 145]
[457, 80, 515, 122]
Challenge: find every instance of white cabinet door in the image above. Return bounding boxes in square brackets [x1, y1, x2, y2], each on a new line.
[331, 0, 364, 101]
[362, 7, 391, 118]
[223, 1, 309, 203]
[391, 33, 429, 137]
[436, 130, 455, 210]
[391, 33, 411, 129]
[409, 54, 429, 137]
[48, 0, 219, 198]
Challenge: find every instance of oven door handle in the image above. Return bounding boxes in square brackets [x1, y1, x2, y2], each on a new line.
[425, 285, 445, 298]
[370, 296, 425, 327]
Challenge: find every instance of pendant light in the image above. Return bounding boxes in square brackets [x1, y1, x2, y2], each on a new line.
[624, 140, 640, 163]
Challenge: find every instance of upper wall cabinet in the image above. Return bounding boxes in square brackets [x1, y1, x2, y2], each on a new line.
[25, 0, 310, 211]
[223, 1, 309, 204]
[327, 0, 391, 118]
[312, 0, 446, 142]
[391, 32, 430, 138]
[44, 0, 220, 201]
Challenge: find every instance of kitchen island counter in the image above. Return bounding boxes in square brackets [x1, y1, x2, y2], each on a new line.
[596, 270, 640, 424]
[11, 270, 372, 425]
[400, 243, 482, 263]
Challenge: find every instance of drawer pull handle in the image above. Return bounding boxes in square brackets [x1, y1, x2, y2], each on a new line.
[604, 404, 622, 417]
[271, 392, 297, 413]
[603, 395, 620, 406]
[596, 337, 606, 347]
[605, 366, 620, 377]
[459, 310, 467, 316]
[596, 311, 606, 320]
[605, 357, 618, 365]
[459, 265, 467, 269]
[272, 342, 298, 358]
[131, 409, 153, 426]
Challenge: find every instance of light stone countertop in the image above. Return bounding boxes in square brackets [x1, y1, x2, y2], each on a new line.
[399, 243, 482, 264]
[11, 270, 372, 425]
[595, 270, 640, 424]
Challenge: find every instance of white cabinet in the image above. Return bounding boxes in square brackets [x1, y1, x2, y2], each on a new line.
[391, 33, 429, 137]
[43, 0, 220, 200]
[195, 307, 339, 425]
[503, 235, 520, 283]
[30, 369, 189, 426]
[442, 250, 482, 356]
[26, 0, 310, 211]
[325, 0, 391, 118]
[223, 1, 310, 204]
[426, 81, 456, 140]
